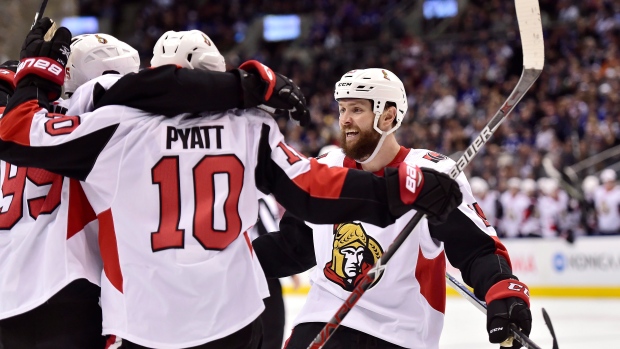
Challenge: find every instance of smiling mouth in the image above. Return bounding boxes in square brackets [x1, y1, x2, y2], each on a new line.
[345, 131, 359, 139]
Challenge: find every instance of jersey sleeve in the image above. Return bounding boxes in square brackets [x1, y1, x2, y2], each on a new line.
[430, 172, 516, 300]
[93, 65, 244, 116]
[254, 119, 403, 228]
[0, 86, 129, 180]
[64, 74, 123, 115]
[252, 211, 316, 278]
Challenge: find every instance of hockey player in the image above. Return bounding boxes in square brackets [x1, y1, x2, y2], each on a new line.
[498, 178, 530, 238]
[594, 169, 620, 234]
[151, 29, 290, 349]
[519, 178, 541, 238]
[0, 20, 463, 349]
[470, 176, 502, 227]
[582, 175, 600, 234]
[537, 178, 570, 238]
[0, 33, 140, 349]
[253, 69, 532, 349]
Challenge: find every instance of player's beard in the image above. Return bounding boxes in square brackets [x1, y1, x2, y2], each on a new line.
[339, 127, 382, 161]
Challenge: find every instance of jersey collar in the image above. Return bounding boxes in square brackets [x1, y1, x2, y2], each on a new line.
[343, 146, 410, 176]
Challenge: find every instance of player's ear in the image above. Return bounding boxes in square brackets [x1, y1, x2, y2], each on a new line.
[380, 105, 397, 129]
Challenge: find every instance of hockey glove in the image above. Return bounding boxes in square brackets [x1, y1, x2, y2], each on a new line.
[385, 163, 462, 224]
[235, 60, 310, 126]
[0, 60, 18, 96]
[15, 17, 72, 100]
[486, 279, 532, 348]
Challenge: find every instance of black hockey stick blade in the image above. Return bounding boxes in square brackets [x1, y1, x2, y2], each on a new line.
[542, 308, 559, 349]
[31, 0, 49, 29]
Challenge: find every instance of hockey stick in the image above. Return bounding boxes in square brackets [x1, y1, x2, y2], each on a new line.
[542, 157, 585, 201]
[542, 308, 559, 349]
[31, 0, 49, 30]
[446, 273, 553, 349]
[307, 1, 544, 348]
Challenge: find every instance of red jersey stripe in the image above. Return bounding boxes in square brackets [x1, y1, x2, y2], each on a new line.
[491, 236, 512, 269]
[98, 208, 124, 293]
[0, 100, 38, 146]
[291, 158, 348, 199]
[415, 248, 446, 314]
[67, 179, 97, 239]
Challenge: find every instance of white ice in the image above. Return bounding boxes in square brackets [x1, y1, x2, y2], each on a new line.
[283, 296, 620, 348]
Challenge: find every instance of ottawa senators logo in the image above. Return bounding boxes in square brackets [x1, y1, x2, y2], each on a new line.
[324, 223, 383, 291]
[95, 34, 107, 44]
[382, 69, 390, 80]
[423, 151, 447, 163]
[202, 34, 212, 46]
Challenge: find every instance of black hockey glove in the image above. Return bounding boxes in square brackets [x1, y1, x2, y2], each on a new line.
[385, 163, 462, 224]
[486, 279, 532, 348]
[0, 60, 18, 97]
[235, 60, 310, 127]
[15, 17, 72, 100]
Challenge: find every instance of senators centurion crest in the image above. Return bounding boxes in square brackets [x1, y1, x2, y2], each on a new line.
[323, 223, 384, 291]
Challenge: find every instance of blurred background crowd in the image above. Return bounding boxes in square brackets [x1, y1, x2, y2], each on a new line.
[2, 0, 620, 237]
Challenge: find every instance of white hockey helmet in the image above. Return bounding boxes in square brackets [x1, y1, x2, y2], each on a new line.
[507, 177, 522, 190]
[334, 68, 408, 135]
[64, 34, 140, 95]
[582, 175, 599, 197]
[540, 178, 559, 195]
[600, 168, 617, 183]
[521, 178, 537, 194]
[469, 177, 489, 196]
[151, 30, 225, 72]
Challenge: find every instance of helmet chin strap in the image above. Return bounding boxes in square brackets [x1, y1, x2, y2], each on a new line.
[357, 131, 387, 164]
[356, 109, 400, 164]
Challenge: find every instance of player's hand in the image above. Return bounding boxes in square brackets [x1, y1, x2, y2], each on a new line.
[486, 279, 532, 348]
[385, 164, 462, 224]
[15, 17, 72, 100]
[236, 60, 310, 126]
[0, 60, 18, 95]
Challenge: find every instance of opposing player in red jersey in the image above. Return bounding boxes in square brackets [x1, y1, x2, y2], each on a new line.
[0, 20, 462, 349]
[253, 68, 533, 349]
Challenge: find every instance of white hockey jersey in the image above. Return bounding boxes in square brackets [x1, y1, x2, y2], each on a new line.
[292, 147, 501, 349]
[0, 88, 106, 319]
[594, 185, 620, 233]
[499, 191, 530, 237]
[0, 100, 404, 348]
[474, 190, 500, 227]
[537, 191, 569, 238]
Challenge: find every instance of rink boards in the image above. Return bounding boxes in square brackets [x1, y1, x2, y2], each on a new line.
[282, 235, 620, 297]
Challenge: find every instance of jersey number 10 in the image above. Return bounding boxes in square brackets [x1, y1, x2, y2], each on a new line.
[150, 155, 244, 252]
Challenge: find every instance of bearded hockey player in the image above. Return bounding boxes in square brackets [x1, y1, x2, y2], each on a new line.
[253, 68, 533, 349]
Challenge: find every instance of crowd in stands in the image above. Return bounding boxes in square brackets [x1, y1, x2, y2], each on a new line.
[76, 0, 620, 237]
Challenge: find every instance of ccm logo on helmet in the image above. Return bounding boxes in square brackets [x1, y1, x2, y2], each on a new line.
[508, 282, 530, 297]
[338, 82, 352, 87]
[17, 58, 63, 76]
